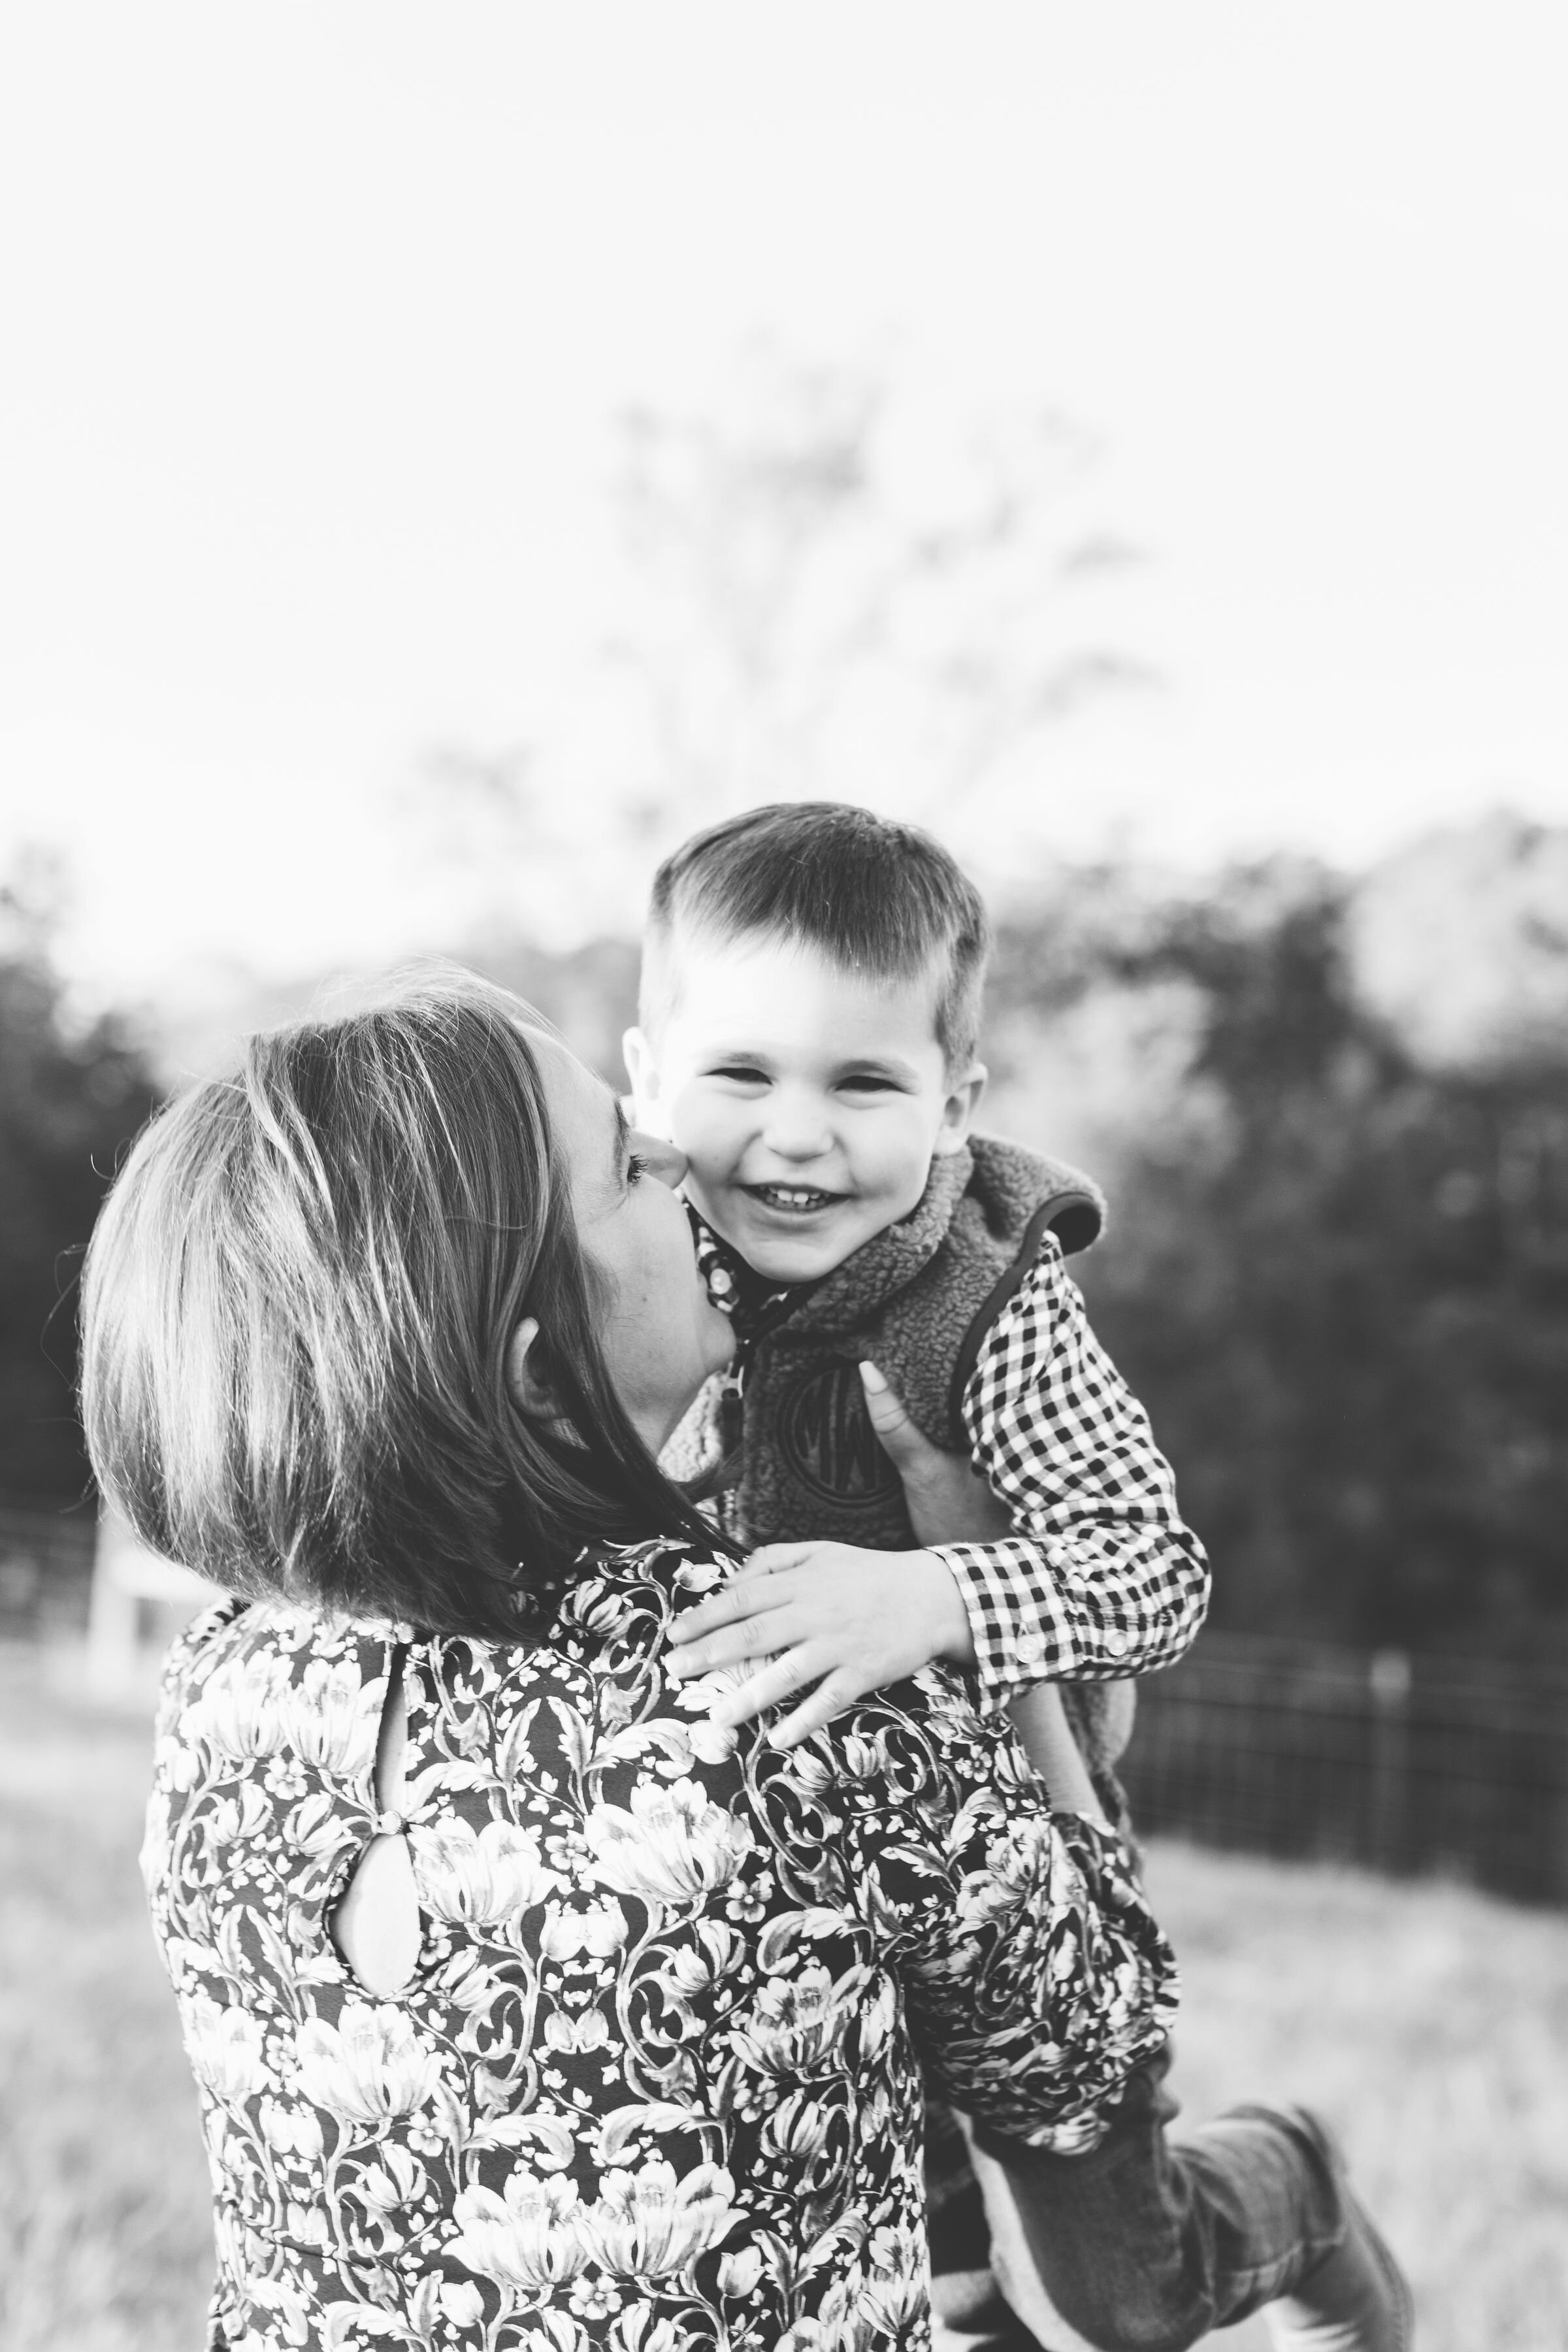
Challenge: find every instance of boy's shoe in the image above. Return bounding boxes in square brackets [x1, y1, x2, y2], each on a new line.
[1264, 2110, 1413, 2352]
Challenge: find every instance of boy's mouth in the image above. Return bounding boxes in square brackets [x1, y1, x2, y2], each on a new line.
[743, 1183, 843, 1216]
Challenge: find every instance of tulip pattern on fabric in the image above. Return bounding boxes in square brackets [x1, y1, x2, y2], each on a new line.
[142, 1543, 1176, 2351]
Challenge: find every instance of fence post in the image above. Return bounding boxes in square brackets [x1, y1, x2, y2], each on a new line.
[1369, 1648, 1412, 1871]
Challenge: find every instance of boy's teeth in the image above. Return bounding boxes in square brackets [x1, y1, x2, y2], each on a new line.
[757, 1184, 834, 1210]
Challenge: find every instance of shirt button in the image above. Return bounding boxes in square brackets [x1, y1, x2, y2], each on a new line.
[1105, 1632, 1130, 1660]
[1017, 1635, 1045, 1664]
[375, 1810, 406, 1836]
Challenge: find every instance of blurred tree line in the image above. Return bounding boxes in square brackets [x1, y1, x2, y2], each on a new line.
[0, 879, 161, 1508]
[990, 869, 1568, 1663]
[2, 856, 1564, 1661]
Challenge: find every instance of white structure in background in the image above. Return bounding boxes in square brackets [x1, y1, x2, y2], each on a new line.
[87, 1507, 220, 1697]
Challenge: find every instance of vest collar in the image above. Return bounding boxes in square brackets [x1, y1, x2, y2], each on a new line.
[686, 1143, 976, 1345]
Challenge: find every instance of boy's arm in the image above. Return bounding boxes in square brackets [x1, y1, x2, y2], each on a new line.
[664, 1239, 1208, 1745]
[930, 1235, 1209, 1715]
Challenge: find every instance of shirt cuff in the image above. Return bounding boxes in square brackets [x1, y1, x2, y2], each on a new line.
[928, 1540, 1085, 1714]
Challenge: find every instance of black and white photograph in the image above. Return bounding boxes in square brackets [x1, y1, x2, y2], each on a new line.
[2, 7, 1565, 2347]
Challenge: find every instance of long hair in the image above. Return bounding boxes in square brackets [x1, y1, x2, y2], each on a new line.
[80, 974, 732, 1637]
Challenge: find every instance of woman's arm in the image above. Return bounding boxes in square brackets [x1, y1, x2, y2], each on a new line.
[1003, 1681, 1108, 1820]
[894, 1686, 1169, 2145]
[751, 1668, 1177, 2152]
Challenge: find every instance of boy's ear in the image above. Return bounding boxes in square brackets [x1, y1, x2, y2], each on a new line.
[504, 1316, 554, 1423]
[932, 1060, 987, 1157]
[621, 1027, 665, 1132]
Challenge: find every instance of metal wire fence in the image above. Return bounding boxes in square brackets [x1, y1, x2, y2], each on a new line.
[1122, 1631, 1568, 1907]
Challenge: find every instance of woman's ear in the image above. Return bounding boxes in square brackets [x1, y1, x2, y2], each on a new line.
[505, 1316, 554, 1422]
[506, 1315, 588, 1450]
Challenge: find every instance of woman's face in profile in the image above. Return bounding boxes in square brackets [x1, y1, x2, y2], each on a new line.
[536, 1039, 736, 1450]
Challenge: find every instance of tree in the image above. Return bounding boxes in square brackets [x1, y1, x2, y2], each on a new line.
[391, 352, 1149, 946]
[606, 351, 1148, 845]
[0, 874, 163, 1503]
[1034, 870, 1568, 1656]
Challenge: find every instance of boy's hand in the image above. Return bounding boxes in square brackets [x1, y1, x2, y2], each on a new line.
[858, 1360, 1015, 1546]
[665, 1542, 975, 1749]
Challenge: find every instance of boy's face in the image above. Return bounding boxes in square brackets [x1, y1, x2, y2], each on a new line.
[624, 933, 985, 1284]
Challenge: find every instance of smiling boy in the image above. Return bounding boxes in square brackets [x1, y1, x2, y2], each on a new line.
[620, 802, 1412, 2352]
[624, 800, 1206, 1772]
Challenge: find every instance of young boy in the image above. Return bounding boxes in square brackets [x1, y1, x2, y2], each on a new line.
[626, 804, 1411, 2352]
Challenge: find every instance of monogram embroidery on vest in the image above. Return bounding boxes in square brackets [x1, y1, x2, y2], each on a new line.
[776, 1359, 903, 1509]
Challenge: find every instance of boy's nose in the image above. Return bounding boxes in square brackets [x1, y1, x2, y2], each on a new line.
[760, 1100, 832, 1160]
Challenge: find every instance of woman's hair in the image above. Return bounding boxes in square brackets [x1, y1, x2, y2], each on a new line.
[80, 973, 731, 1637]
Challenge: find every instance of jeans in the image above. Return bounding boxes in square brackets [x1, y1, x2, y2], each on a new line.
[943, 2044, 1350, 2352]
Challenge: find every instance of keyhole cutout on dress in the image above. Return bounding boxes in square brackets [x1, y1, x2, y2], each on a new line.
[330, 1644, 421, 1996]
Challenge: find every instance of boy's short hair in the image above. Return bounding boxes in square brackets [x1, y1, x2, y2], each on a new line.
[642, 802, 992, 1068]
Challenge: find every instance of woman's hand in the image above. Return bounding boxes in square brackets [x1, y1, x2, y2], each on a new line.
[857, 1359, 1015, 1546]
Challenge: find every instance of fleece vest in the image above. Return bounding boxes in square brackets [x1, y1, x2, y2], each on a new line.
[727, 1134, 1132, 1808]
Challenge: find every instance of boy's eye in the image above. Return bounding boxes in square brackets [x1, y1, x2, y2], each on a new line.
[839, 1073, 899, 1094]
[708, 1062, 768, 1084]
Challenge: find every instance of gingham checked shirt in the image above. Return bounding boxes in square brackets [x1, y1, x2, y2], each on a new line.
[692, 1220, 1210, 1718]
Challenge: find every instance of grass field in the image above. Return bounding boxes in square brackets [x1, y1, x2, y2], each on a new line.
[3, 1643, 1566, 2349]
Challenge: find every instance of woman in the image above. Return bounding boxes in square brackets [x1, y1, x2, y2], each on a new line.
[81, 976, 1175, 2352]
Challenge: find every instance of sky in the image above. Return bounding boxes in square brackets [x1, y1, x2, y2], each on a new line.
[3, 1, 1566, 1011]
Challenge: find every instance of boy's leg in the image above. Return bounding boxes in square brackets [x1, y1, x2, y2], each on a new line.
[965, 2044, 1410, 2352]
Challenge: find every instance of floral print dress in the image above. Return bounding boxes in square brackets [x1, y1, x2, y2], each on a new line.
[142, 1541, 1176, 2352]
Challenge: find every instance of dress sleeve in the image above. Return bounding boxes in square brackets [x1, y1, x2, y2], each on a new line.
[928, 1239, 1210, 1714]
[827, 1671, 1178, 2151]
